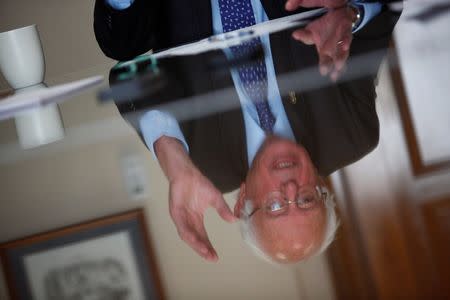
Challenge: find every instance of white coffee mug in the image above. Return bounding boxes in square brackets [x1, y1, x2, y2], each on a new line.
[0, 24, 45, 89]
[13, 84, 65, 149]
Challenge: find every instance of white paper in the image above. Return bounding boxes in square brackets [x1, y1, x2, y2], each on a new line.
[148, 8, 327, 59]
[0, 75, 103, 121]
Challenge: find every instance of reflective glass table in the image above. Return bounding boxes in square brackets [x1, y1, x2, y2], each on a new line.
[0, 1, 449, 299]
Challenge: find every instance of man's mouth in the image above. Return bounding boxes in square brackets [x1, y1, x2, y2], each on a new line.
[274, 161, 297, 170]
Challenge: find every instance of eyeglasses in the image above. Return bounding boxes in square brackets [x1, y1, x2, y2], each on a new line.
[247, 185, 327, 218]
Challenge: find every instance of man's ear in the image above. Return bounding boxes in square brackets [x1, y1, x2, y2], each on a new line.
[234, 183, 246, 218]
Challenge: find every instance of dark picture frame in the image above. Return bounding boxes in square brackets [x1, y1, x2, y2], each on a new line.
[0, 209, 165, 300]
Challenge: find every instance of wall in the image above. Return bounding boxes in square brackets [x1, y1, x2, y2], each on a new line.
[0, 129, 303, 300]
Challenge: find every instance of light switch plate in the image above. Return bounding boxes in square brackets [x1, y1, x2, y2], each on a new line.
[120, 153, 149, 201]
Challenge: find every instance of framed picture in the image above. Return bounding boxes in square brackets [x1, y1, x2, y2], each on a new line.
[0, 209, 165, 300]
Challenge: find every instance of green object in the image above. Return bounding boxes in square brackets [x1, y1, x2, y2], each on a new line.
[113, 54, 159, 81]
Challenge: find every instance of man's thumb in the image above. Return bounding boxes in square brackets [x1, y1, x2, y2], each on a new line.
[215, 199, 238, 223]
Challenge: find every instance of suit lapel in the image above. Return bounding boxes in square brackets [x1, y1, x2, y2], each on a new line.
[261, 0, 307, 19]
[260, 0, 286, 19]
[191, 0, 213, 39]
[268, 29, 318, 143]
[220, 108, 249, 174]
[207, 55, 249, 172]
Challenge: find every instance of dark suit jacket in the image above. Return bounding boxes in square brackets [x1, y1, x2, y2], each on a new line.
[103, 5, 399, 193]
[94, 0, 335, 61]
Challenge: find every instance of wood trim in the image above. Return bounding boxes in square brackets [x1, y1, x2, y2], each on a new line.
[0, 209, 166, 300]
[327, 40, 449, 300]
[420, 197, 450, 297]
[327, 169, 435, 299]
[0, 245, 16, 300]
[325, 175, 377, 300]
[0, 89, 13, 100]
[137, 209, 167, 300]
[389, 43, 450, 176]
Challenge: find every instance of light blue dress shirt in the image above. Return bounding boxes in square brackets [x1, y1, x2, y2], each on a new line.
[107, 0, 134, 10]
[211, 0, 296, 165]
[108, 0, 382, 164]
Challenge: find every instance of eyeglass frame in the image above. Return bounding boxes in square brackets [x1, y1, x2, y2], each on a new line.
[246, 185, 328, 218]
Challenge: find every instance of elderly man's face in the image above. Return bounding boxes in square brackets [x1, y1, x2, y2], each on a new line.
[235, 136, 326, 263]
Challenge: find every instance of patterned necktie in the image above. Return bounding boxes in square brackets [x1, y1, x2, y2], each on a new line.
[218, 0, 275, 132]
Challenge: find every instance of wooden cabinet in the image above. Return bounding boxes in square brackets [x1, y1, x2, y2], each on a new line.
[327, 47, 450, 299]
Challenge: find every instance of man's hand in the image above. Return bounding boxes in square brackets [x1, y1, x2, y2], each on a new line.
[285, 0, 347, 10]
[155, 136, 236, 262]
[291, 7, 356, 81]
[169, 168, 236, 261]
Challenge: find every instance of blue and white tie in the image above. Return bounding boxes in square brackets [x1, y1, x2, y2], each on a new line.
[218, 0, 275, 132]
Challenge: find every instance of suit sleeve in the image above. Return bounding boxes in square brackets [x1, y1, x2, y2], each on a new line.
[94, 0, 165, 61]
[331, 7, 401, 159]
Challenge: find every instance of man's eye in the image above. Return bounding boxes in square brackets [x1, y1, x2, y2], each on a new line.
[296, 195, 317, 209]
[268, 201, 284, 212]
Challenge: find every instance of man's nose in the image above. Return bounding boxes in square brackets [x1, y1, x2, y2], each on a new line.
[283, 180, 298, 202]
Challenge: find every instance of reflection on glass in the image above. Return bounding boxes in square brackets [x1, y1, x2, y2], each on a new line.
[0, 25, 65, 149]
[104, 4, 399, 264]
[3, 0, 450, 299]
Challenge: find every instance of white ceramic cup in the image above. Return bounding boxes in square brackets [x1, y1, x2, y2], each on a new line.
[13, 84, 65, 149]
[0, 24, 45, 89]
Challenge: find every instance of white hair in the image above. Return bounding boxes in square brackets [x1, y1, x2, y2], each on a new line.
[239, 188, 339, 264]
[239, 200, 277, 265]
[314, 189, 339, 256]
